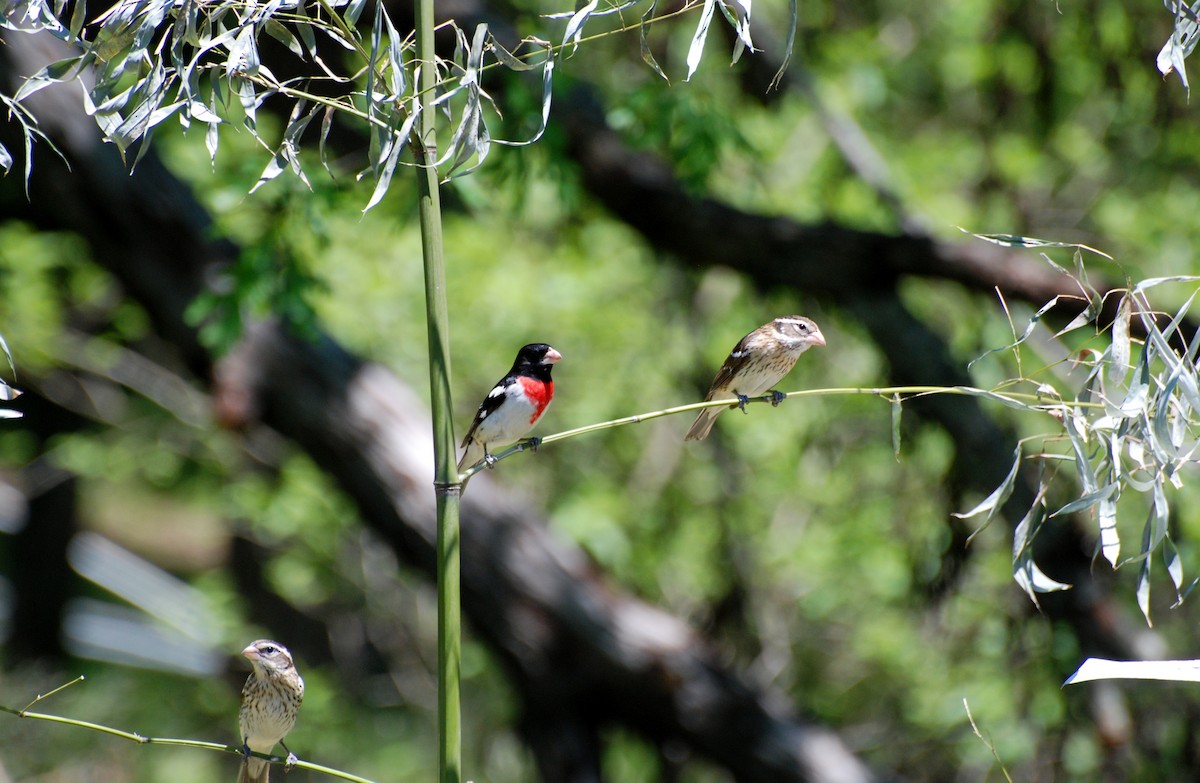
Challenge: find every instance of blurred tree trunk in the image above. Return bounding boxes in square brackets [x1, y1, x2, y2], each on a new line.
[0, 27, 886, 783]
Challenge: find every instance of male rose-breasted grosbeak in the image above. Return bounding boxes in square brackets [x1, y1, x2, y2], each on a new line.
[685, 316, 826, 441]
[238, 640, 304, 783]
[458, 343, 562, 477]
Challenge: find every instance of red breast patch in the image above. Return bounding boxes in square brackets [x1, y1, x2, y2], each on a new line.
[518, 377, 554, 424]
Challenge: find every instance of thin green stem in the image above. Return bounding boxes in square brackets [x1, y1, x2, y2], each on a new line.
[412, 0, 462, 781]
[2, 692, 378, 783]
[458, 384, 1103, 480]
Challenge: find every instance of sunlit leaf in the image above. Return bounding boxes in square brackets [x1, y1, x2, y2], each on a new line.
[953, 443, 1020, 523]
[685, 0, 718, 81]
[1108, 293, 1132, 386]
[1013, 487, 1072, 604]
[1137, 553, 1152, 623]
[717, 0, 754, 62]
[561, 0, 600, 56]
[1067, 657, 1200, 685]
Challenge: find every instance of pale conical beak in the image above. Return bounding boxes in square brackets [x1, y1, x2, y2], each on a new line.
[810, 330, 827, 347]
[543, 348, 563, 364]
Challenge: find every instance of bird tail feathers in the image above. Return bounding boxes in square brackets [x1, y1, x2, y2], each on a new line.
[237, 758, 270, 783]
[684, 408, 721, 441]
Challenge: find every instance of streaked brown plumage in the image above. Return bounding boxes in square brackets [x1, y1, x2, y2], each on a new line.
[237, 640, 304, 783]
[685, 316, 826, 441]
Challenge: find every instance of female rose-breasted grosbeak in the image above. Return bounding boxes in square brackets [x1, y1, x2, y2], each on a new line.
[685, 316, 826, 441]
[238, 640, 304, 783]
[458, 343, 562, 477]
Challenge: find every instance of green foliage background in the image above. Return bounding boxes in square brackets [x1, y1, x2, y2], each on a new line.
[4, 0, 1200, 780]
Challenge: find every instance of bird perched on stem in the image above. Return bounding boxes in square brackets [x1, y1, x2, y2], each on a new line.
[458, 343, 562, 480]
[685, 316, 826, 441]
[237, 639, 304, 783]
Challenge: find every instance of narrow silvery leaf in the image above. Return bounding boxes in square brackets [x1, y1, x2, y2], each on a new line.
[968, 295, 1063, 369]
[68, 0, 87, 42]
[1133, 275, 1200, 293]
[489, 36, 545, 71]
[1108, 294, 1132, 386]
[250, 150, 288, 193]
[638, 0, 669, 82]
[236, 77, 259, 133]
[562, 0, 600, 55]
[362, 110, 418, 212]
[1153, 480, 1170, 542]
[345, 0, 368, 27]
[382, 5, 407, 96]
[205, 120, 219, 165]
[953, 443, 1020, 522]
[0, 409, 22, 419]
[0, 331, 15, 375]
[488, 39, 555, 148]
[768, 0, 797, 90]
[717, 0, 754, 62]
[1012, 485, 1072, 603]
[1054, 294, 1101, 337]
[0, 142, 11, 174]
[685, 0, 718, 81]
[1120, 347, 1150, 417]
[264, 20, 304, 57]
[1098, 492, 1119, 567]
[1137, 554, 1152, 624]
[295, 8, 318, 59]
[1067, 657, 1200, 685]
[13, 57, 81, 102]
[319, 105, 335, 175]
[1063, 406, 1099, 494]
[189, 101, 221, 123]
[1157, 0, 1200, 94]
[1165, 536, 1185, 598]
[365, 0, 384, 121]
[1014, 552, 1072, 603]
[963, 231, 1114, 258]
[1050, 482, 1116, 518]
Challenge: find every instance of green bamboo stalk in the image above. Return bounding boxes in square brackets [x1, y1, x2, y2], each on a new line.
[412, 0, 461, 780]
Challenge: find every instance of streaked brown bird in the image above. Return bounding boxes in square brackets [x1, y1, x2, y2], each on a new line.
[685, 316, 826, 441]
[237, 639, 304, 783]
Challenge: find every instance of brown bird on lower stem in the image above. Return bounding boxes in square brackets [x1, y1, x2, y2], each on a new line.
[237, 639, 304, 783]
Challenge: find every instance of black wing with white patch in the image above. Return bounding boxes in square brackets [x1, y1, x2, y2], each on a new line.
[460, 375, 516, 447]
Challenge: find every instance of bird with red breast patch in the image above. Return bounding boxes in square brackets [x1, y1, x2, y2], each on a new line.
[685, 316, 825, 441]
[458, 343, 562, 479]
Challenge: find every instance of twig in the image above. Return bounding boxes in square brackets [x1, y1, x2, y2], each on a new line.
[963, 698, 1014, 783]
[458, 383, 1096, 480]
[0, 679, 378, 783]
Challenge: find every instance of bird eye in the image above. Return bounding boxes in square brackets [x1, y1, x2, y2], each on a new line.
[262, 645, 276, 654]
